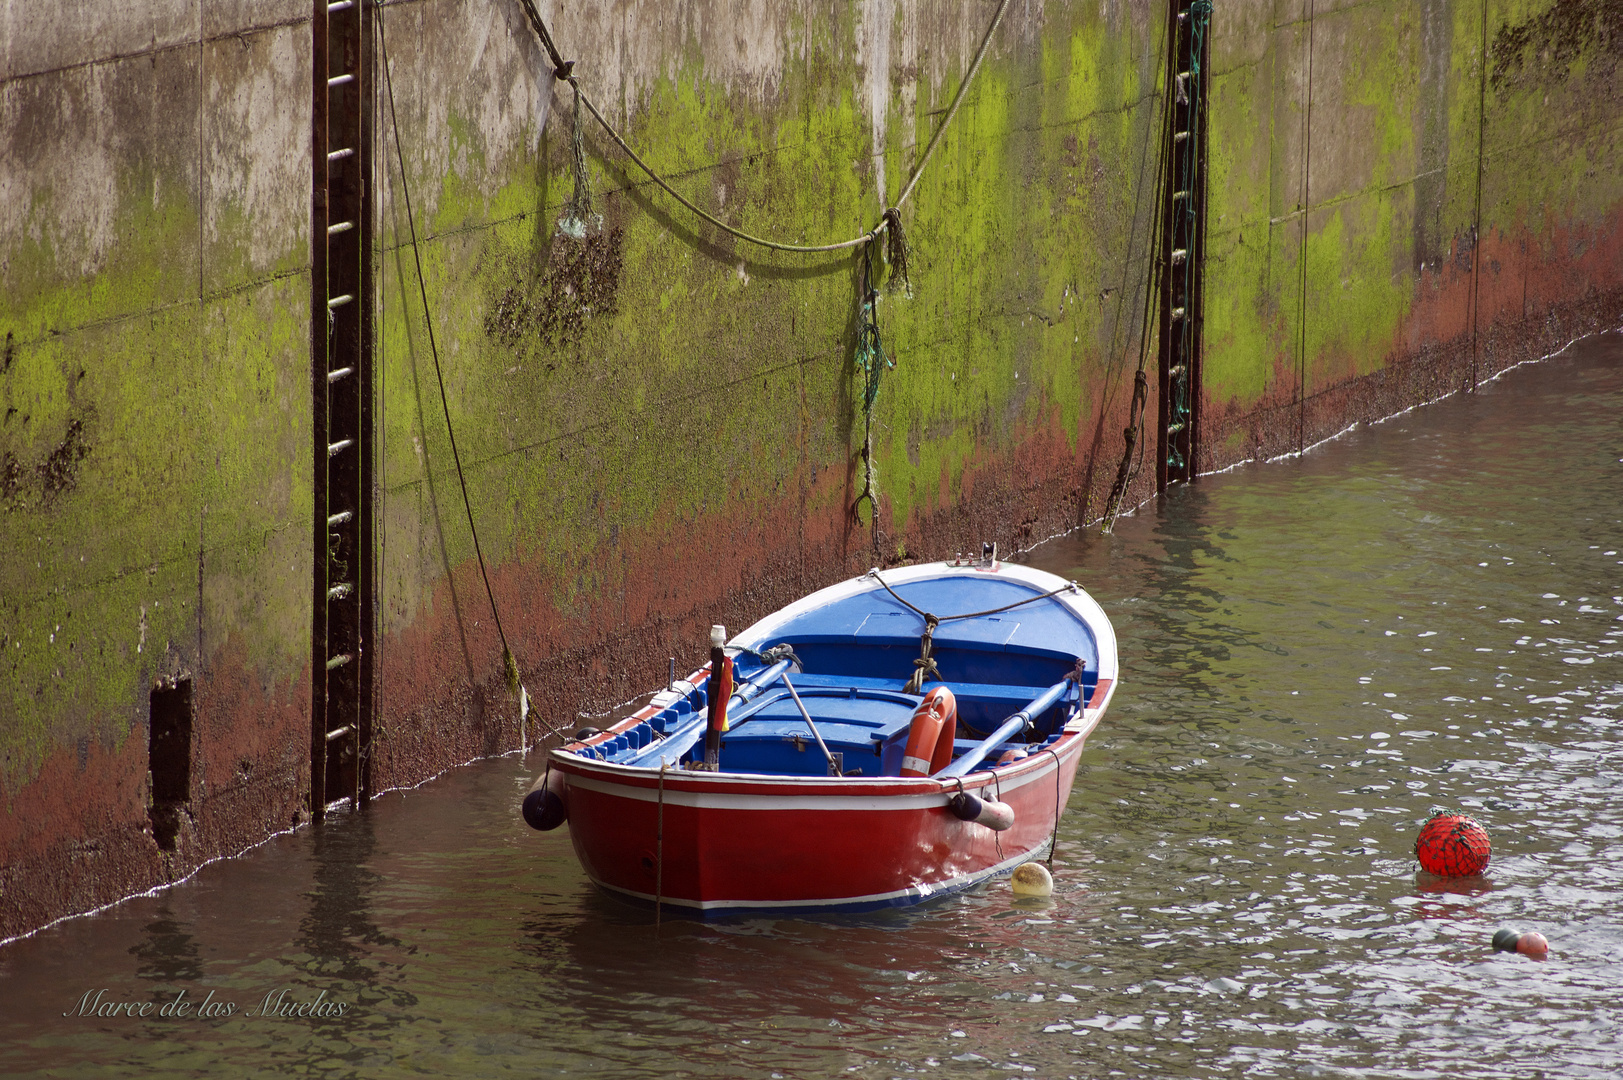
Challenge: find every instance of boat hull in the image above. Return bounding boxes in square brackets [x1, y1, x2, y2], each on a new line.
[553, 722, 1093, 914]
[528, 560, 1119, 916]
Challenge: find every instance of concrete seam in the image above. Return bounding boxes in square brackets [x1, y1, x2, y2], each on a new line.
[6, 268, 312, 352]
[0, 15, 310, 88]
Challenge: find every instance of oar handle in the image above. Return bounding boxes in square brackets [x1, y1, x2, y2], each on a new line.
[937, 678, 1073, 778]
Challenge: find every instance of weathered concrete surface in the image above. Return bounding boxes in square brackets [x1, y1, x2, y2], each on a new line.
[1201, 0, 1623, 464]
[1, 7, 312, 940]
[4, 0, 1621, 940]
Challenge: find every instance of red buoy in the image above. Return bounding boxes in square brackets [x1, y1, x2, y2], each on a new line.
[1415, 811, 1491, 876]
[1493, 928, 1549, 959]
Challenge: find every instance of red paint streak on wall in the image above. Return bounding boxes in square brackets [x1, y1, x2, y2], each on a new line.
[0, 643, 307, 942]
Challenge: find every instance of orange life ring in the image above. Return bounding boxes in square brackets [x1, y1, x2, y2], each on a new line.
[900, 686, 957, 777]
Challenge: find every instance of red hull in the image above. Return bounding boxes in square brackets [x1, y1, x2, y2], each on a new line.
[553, 724, 1093, 913]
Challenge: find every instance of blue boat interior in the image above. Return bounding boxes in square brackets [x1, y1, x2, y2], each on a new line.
[571, 573, 1102, 779]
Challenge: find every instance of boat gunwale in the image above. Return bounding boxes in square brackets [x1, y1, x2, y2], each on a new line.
[549, 693, 1110, 798]
[548, 560, 1118, 791]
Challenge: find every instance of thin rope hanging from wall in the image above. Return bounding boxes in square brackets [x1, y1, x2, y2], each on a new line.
[511, 0, 1010, 259]
[377, 0, 571, 746]
[1102, 6, 1177, 534]
[558, 80, 598, 239]
[851, 243, 894, 555]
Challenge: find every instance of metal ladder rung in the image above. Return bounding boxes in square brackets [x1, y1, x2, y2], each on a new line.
[1171, 249, 1188, 265]
[327, 293, 354, 309]
[328, 582, 353, 601]
[326, 653, 352, 671]
[327, 147, 355, 163]
[328, 0, 356, 11]
[328, 438, 355, 457]
[1172, 190, 1190, 202]
[1167, 364, 1188, 378]
[1171, 306, 1187, 320]
[1166, 422, 1187, 435]
[325, 725, 353, 742]
[327, 366, 355, 384]
[1174, 130, 1190, 142]
[327, 510, 353, 527]
[328, 220, 355, 236]
[328, 73, 355, 89]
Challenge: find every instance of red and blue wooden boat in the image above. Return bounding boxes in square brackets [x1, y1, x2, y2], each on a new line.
[522, 555, 1118, 915]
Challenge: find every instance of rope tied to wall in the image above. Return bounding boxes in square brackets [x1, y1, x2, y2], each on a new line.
[882, 207, 912, 295]
[1099, 0, 1179, 534]
[558, 77, 598, 239]
[511, 0, 1012, 257]
[1102, 369, 1150, 530]
[851, 246, 894, 548]
[379, 3, 524, 698]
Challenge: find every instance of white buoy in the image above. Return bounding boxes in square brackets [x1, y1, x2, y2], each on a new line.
[1011, 861, 1054, 897]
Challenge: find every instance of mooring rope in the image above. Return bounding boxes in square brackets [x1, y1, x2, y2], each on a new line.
[1037, 745, 1063, 868]
[1087, 20, 1168, 525]
[1101, 2, 1178, 534]
[656, 760, 667, 931]
[512, 0, 1012, 256]
[869, 569, 1076, 627]
[379, 5, 523, 695]
[868, 569, 1077, 693]
[851, 245, 894, 551]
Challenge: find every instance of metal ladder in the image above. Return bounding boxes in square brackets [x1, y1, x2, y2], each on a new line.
[1157, 0, 1209, 492]
[310, 0, 374, 820]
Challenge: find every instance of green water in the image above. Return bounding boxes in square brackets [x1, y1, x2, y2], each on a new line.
[2, 332, 1619, 1078]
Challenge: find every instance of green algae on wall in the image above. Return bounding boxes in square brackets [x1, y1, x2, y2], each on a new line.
[374, 0, 1169, 647]
[4, 0, 1621, 943]
[1, 22, 313, 799]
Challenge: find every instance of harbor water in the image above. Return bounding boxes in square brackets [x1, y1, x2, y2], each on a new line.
[2, 333, 1619, 1078]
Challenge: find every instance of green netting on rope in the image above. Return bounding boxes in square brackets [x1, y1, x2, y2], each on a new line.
[852, 254, 894, 544]
[854, 309, 893, 413]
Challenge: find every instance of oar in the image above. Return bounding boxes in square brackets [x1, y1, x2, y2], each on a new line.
[781, 674, 842, 776]
[937, 677, 1074, 778]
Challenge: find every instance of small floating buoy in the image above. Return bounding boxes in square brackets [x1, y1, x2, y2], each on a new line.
[1415, 811, 1491, 876]
[1492, 929, 1549, 960]
[1010, 861, 1053, 897]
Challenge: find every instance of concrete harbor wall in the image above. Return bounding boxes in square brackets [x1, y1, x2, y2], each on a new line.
[2, 0, 1619, 939]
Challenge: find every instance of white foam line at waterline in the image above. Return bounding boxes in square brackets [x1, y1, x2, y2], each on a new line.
[1255, 322, 1621, 466]
[0, 820, 305, 950]
[0, 744, 549, 949]
[1014, 321, 1622, 559]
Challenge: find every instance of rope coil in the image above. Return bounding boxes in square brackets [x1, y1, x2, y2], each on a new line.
[902, 614, 941, 695]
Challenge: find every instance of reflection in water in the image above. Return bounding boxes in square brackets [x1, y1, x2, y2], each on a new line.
[0, 333, 1620, 1078]
[129, 907, 203, 987]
